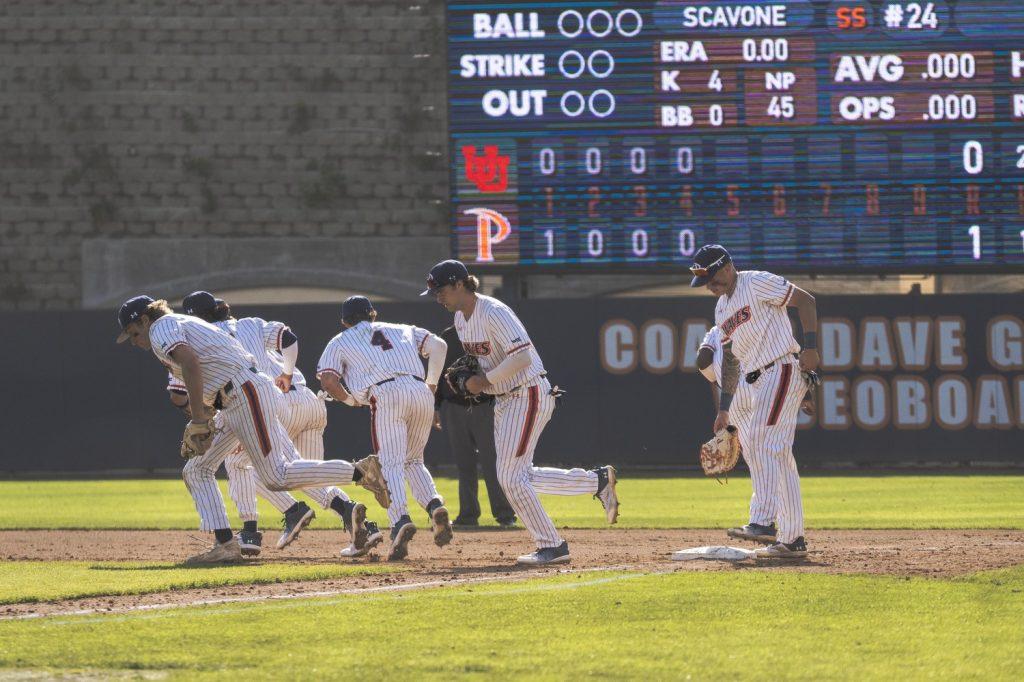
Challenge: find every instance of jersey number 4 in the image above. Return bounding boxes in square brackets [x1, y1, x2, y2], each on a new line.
[371, 330, 393, 351]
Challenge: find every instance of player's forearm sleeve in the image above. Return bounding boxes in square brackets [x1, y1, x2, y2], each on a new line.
[422, 334, 447, 385]
[280, 340, 298, 375]
[484, 350, 531, 386]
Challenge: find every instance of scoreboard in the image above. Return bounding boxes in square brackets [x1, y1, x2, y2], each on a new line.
[446, 0, 1024, 272]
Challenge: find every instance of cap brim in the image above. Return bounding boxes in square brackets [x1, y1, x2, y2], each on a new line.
[690, 274, 711, 287]
[116, 330, 130, 343]
[419, 288, 433, 296]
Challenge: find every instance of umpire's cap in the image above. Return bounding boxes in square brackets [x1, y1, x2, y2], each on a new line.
[182, 290, 224, 316]
[689, 244, 732, 287]
[116, 294, 155, 343]
[341, 295, 375, 322]
[421, 259, 469, 295]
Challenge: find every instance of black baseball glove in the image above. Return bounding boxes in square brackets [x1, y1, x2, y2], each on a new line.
[445, 355, 486, 404]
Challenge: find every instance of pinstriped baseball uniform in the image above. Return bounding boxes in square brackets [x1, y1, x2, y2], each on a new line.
[700, 326, 779, 528]
[216, 317, 348, 511]
[715, 271, 807, 544]
[317, 321, 443, 525]
[150, 315, 358, 532]
[455, 295, 598, 550]
[168, 375, 297, 530]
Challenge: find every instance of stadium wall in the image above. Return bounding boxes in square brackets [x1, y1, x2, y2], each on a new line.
[0, 294, 1020, 474]
[0, 0, 449, 310]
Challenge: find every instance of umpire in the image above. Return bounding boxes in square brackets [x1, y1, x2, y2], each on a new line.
[435, 326, 516, 528]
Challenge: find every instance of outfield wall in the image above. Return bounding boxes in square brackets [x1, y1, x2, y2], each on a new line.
[0, 293, 1021, 473]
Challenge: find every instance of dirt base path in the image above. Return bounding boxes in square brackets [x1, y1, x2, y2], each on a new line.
[2, 529, 1022, 619]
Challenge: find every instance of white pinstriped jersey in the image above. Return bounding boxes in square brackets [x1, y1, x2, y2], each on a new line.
[218, 318, 307, 387]
[316, 321, 430, 405]
[700, 325, 752, 405]
[167, 317, 305, 392]
[455, 294, 544, 395]
[714, 271, 800, 374]
[149, 314, 256, 405]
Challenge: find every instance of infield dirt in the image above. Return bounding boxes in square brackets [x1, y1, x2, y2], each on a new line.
[2, 528, 1023, 619]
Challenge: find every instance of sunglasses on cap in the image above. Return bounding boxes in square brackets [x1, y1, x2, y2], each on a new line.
[689, 254, 728, 278]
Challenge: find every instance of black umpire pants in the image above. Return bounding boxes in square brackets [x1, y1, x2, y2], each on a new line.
[440, 400, 515, 524]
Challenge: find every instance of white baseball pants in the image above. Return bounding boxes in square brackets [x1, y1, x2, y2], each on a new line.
[743, 358, 808, 543]
[182, 371, 356, 530]
[493, 377, 598, 549]
[367, 377, 442, 526]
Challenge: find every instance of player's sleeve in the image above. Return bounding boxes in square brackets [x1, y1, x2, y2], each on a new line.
[411, 326, 433, 357]
[699, 326, 719, 351]
[316, 340, 344, 380]
[166, 371, 186, 394]
[749, 271, 794, 307]
[254, 318, 286, 352]
[149, 317, 187, 363]
[488, 306, 532, 356]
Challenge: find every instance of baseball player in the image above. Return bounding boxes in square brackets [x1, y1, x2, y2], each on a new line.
[116, 295, 390, 564]
[167, 375, 300, 557]
[179, 291, 383, 557]
[422, 259, 619, 566]
[697, 325, 810, 544]
[690, 244, 819, 559]
[316, 296, 451, 561]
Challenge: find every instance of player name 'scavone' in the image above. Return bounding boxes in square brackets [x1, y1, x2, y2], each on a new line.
[679, 4, 787, 28]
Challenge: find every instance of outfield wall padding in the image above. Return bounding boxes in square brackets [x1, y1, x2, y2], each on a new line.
[0, 294, 1021, 473]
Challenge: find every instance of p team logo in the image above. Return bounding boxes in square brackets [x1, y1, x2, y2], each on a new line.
[457, 204, 519, 264]
[465, 207, 510, 262]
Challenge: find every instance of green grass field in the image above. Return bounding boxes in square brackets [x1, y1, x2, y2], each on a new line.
[1, 475, 1022, 530]
[0, 561, 398, 604]
[1, 475, 1022, 679]
[1, 567, 1022, 679]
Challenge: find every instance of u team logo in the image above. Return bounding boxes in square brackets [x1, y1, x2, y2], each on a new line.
[462, 145, 510, 193]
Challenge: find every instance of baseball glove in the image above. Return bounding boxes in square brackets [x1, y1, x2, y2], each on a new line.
[699, 425, 741, 481]
[445, 355, 486, 403]
[180, 419, 217, 459]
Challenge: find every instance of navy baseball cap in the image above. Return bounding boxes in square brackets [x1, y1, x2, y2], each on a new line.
[182, 290, 224, 316]
[421, 259, 469, 295]
[689, 244, 732, 287]
[341, 295, 375, 321]
[116, 295, 155, 343]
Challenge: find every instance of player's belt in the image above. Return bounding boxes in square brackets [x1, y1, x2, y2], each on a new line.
[374, 375, 424, 387]
[495, 372, 547, 397]
[744, 354, 799, 385]
[213, 367, 259, 408]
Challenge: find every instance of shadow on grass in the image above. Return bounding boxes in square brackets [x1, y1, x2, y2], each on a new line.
[86, 561, 387, 571]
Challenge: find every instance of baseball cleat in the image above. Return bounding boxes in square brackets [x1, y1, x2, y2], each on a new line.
[277, 501, 315, 549]
[754, 536, 808, 559]
[347, 501, 368, 550]
[387, 515, 417, 561]
[516, 541, 571, 566]
[185, 538, 243, 565]
[593, 466, 619, 524]
[354, 455, 391, 509]
[340, 521, 384, 558]
[237, 529, 263, 557]
[428, 500, 454, 548]
[727, 522, 777, 544]
[497, 517, 517, 529]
